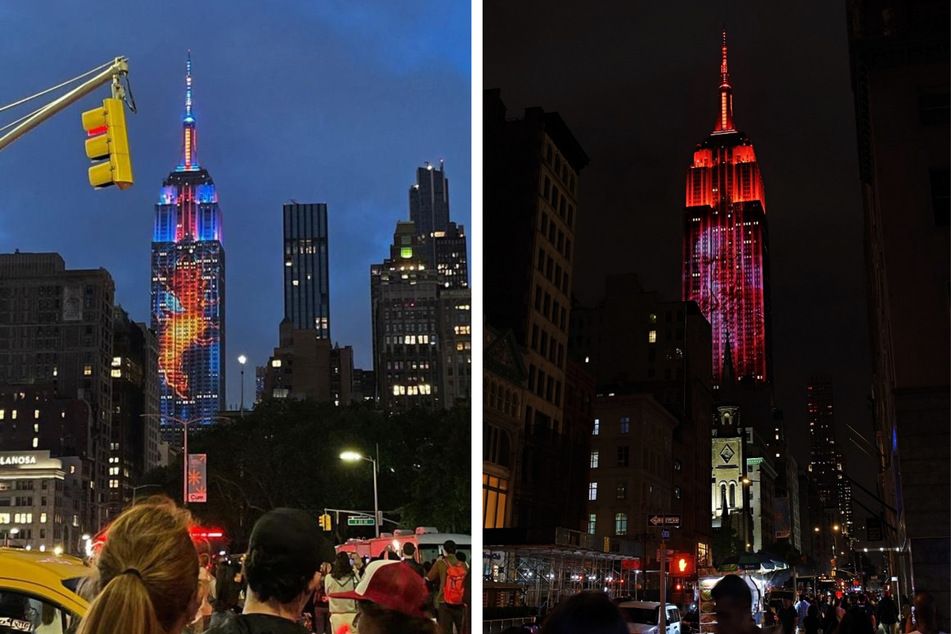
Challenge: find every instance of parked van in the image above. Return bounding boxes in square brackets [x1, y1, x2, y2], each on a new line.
[618, 600, 682, 634]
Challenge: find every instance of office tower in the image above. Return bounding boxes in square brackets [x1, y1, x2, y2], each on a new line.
[370, 222, 443, 411]
[409, 160, 450, 257]
[283, 202, 330, 337]
[847, 0, 950, 613]
[109, 307, 160, 517]
[682, 30, 772, 387]
[806, 378, 853, 532]
[150, 53, 225, 447]
[0, 252, 115, 531]
[436, 288, 471, 406]
[434, 221, 469, 289]
[483, 89, 589, 530]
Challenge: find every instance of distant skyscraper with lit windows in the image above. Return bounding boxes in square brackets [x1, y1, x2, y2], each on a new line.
[682, 30, 772, 387]
[283, 202, 330, 337]
[150, 53, 225, 447]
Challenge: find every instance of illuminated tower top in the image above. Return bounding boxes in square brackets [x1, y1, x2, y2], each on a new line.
[180, 51, 199, 171]
[714, 27, 735, 133]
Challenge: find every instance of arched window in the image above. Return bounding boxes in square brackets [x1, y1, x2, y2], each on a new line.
[720, 483, 727, 509]
[729, 482, 736, 508]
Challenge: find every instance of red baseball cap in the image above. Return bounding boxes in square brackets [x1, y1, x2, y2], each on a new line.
[328, 559, 429, 619]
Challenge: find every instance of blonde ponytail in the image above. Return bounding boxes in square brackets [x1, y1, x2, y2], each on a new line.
[77, 498, 198, 634]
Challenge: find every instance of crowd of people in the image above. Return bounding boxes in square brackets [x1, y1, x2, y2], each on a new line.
[69, 497, 470, 634]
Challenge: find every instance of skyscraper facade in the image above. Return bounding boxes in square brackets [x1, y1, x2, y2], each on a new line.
[806, 377, 853, 533]
[150, 53, 225, 446]
[409, 160, 450, 241]
[682, 30, 772, 387]
[283, 202, 330, 337]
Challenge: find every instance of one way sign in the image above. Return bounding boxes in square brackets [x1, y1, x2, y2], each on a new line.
[647, 514, 682, 528]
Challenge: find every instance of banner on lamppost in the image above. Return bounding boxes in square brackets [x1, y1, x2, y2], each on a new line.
[187, 454, 207, 503]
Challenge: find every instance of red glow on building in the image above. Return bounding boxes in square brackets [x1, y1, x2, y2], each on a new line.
[682, 29, 771, 386]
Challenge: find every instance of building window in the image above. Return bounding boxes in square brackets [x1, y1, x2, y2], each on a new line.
[483, 474, 508, 529]
[616, 481, 627, 500]
[590, 451, 599, 469]
[592, 419, 599, 436]
[674, 486, 682, 499]
[615, 513, 628, 536]
[620, 417, 630, 434]
[588, 482, 598, 501]
[588, 513, 596, 535]
[648, 330, 657, 343]
[83, 365, 92, 376]
[674, 459, 682, 471]
[617, 446, 629, 467]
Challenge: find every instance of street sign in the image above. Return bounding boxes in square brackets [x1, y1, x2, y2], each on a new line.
[347, 517, 375, 526]
[647, 514, 682, 528]
[661, 529, 670, 540]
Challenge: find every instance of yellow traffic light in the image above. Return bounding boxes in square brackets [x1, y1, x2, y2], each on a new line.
[319, 513, 332, 531]
[82, 97, 133, 190]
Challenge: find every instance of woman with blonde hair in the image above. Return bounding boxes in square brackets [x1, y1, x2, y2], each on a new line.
[76, 498, 200, 634]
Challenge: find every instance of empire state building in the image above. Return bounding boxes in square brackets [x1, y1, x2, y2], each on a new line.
[150, 53, 226, 446]
[683, 30, 772, 387]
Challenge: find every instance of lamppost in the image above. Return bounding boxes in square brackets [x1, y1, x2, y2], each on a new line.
[238, 354, 247, 416]
[141, 414, 212, 507]
[340, 445, 380, 537]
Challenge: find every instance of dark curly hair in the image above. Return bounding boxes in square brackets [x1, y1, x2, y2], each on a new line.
[244, 543, 312, 604]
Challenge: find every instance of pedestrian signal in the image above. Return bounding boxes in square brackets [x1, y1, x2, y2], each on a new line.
[671, 555, 695, 576]
[82, 97, 133, 189]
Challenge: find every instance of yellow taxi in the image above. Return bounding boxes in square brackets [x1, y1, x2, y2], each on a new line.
[0, 547, 92, 633]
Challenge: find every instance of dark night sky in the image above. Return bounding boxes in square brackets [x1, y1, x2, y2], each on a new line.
[0, 1, 470, 409]
[485, 2, 881, 501]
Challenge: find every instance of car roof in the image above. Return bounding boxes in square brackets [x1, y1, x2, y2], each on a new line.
[618, 601, 679, 609]
[0, 547, 92, 616]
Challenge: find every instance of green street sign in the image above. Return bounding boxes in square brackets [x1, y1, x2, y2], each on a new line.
[347, 517, 375, 526]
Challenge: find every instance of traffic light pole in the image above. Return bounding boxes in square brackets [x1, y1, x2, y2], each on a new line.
[660, 538, 667, 633]
[0, 57, 128, 152]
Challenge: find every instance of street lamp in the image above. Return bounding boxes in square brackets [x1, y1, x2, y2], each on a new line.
[238, 354, 247, 416]
[340, 446, 379, 537]
[141, 414, 217, 507]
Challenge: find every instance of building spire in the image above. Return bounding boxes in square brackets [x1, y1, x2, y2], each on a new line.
[181, 50, 199, 170]
[714, 26, 735, 132]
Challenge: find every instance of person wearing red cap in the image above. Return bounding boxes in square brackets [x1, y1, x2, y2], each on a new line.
[328, 559, 438, 634]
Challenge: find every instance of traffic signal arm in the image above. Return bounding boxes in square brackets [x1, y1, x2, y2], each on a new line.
[0, 57, 129, 153]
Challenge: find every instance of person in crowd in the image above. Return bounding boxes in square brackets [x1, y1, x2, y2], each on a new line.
[802, 604, 822, 634]
[837, 607, 875, 634]
[538, 590, 627, 634]
[325, 552, 361, 633]
[797, 594, 812, 632]
[76, 498, 200, 634]
[401, 543, 425, 577]
[712, 574, 761, 634]
[878, 591, 900, 634]
[328, 559, 437, 634]
[906, 592, 948, 634]
[204, 508, 324, 634]
[778, 597, 799, 634]
[209, 557, 241, 629]
[426, 540, 467, 634]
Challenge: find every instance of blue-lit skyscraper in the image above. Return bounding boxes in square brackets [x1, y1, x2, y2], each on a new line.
[283, 202, 330, 337]
[150, 53, 225, 447]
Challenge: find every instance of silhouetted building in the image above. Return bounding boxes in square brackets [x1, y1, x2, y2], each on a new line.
[263, 321, 353, 405]
[847, 0, 950, 618]
[682, 29, 773, 388]
[0, 252, 115, 531]
[283, 202, 330, 337]
[151, 53, 225, 447]
[484, 88, 590, 531]
[370, 222, 442, 411]
[806, 378, 853, 530]
[108, 307, 160, 518]
[410, 160, 450, 264]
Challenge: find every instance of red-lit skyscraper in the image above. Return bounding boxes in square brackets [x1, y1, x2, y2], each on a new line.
[683, 30, 772, 387]
[150, 53, 225, 447]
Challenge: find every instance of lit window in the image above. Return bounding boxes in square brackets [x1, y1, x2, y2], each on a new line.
[615, 512, 628, 536]
[588, 482, 598, 501]
[111, 357, 121, 367]
[649, 313, 657, 324]
[83, 365, 92, 376]
[648, 330, 657, 343]
[588, 514, 597, 535]
[111, 369, 122, 378]
[33, 410, 40, 419]
[593, 419, 600, 436]
[590, 451, 599, 468]
[32, 437, 38, 448]
[0, 410, 4, 420]
[271, 359, 282, 368]
[292, 280, 299, 286]
[620, 417, 630, 434]
[11, 410, 16, 420]
[40, 513, 47, 523]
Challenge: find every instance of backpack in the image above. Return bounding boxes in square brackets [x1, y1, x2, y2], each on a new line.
[442, 558, 468, 605]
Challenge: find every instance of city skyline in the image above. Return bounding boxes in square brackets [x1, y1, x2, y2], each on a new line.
[485, 1, 879, 494]
[0, 1, 471, 409]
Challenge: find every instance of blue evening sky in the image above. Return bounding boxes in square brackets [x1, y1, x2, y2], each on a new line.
[0, 1, 471, 408]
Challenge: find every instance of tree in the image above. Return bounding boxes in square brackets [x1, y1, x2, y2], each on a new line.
[712, 523, 743, 568]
